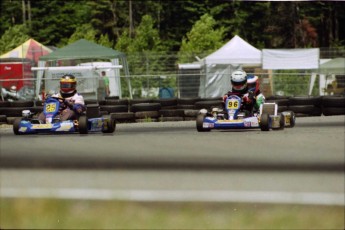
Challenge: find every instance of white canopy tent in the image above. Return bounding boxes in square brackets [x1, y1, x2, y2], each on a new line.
[262, 48, 320, 70]
[200, 35, 262, 97]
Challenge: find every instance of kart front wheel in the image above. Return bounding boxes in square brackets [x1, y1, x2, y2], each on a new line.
[196, 114, 210, 132]
[78, 115, 88, 134]
[260, 113, 270, 131]
[102, 115, 116, 133]
[13, 117, 23, 135]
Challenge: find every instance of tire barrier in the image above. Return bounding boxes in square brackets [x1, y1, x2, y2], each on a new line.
[86, 104, 101, 118]
[322, 96, 345, 116]
[0, 96, 344, 124]
[288, 96, 323, 116]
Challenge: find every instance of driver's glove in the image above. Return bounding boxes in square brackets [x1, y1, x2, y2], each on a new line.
[64, 99, 74, 109]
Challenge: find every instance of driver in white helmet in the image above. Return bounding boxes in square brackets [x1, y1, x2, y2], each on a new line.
[38, 74, 86, 123]
[223, 70, 255, 115]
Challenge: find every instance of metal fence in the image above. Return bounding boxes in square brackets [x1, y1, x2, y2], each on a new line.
[1, 49, 344, 100]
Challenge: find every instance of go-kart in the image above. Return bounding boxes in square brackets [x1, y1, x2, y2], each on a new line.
[13, 96, 116, 135]
[196, 95, 295, 132]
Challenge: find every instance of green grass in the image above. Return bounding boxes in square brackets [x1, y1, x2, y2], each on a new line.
[1, 198, 344, 229]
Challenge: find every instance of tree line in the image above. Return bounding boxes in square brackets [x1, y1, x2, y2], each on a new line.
[0, 0, 344, 62]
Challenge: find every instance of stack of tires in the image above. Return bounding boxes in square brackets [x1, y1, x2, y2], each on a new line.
[288, 96, 322, 117]
[265, 95, 290, 113]
[194, 97, 224, 111]
[84, 99, 101, 118]
[322, 96, 345, 116]
[100, 99, 135, 123]
[155, 98, 184, 122]
[0, 100, 41, 124]
[129, 98, 161, 122]
[177, 98, 199, 121]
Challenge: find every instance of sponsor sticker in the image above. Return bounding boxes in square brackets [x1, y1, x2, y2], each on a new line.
[56, 123, 73, 131]
[32, 124, 53, 129]
[19, 127, 27, 132]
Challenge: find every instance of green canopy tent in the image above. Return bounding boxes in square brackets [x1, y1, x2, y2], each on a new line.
[319, 57, 345, 75]
[309, 58, 345, 95]
[35, 39, 132, 99]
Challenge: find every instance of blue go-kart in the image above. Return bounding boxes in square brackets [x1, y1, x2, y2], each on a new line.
[13, 96, 116, 135]
[196, 95, 295, 132]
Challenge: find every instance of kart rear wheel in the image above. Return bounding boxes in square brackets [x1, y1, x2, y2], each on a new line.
[13, 117, 23, 135]
[102, 115, 116, 133]
[196, 114, 210, 132]
[78, 115, 88, 134]
[288, 111, 296, 128]
[279, 113, 285, 130]
[260, 113, 270, 131]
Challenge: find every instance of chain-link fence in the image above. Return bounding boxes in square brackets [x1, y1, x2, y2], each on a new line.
[1, 49, 344, 100]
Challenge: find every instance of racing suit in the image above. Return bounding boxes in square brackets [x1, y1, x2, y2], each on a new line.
[38, 92, 86, 123]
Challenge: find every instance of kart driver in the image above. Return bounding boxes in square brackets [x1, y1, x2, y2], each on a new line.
[223, 70, 255, 114]
[247, 75, 265, 112]
[38, 74, 86, 123]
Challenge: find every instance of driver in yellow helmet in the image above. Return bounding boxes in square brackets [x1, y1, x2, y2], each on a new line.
[38, 74, 86, 122]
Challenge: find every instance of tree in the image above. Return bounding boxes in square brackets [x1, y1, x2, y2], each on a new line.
[67, 24, 97, 44]
[115, 14, 170, 98]
[0, 24, 30, 54]
[178, 13, 225, 63]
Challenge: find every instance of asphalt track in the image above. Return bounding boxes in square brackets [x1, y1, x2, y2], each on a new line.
[0, 115, 344, 205]
[0, 115, 344, 170]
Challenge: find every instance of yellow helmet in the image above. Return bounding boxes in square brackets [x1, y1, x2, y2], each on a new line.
[60, 74, 77, 94]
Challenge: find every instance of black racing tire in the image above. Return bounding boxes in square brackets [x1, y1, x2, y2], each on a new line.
[35, 100, 44, 106]
[183, 109, 199, 118]
[159, 117, 184, 122]
[100, 105, 128, 113]
[102, 115, 116, 133]
[0, 107, 30, 116]
[194, 100, 224, 110]
[84, 99, 99, 105]
[13, 117, 23, 135]
[0, 101, 10, 107]
[260, 113, 270, 131]
[289, 96, 322, 106]
[104, 99, 129, 106]
[135, 111, 160, 119]
[130, 103, 161, 112]
[10, 101, 34, 107]
[0, 114, 6, 123]
[78, 115, 88, 134]
[155, 98, 178, 107]
[288, 105, 319, 115]
[322, 107, 345, 116]
[177, 104, 195, 109]
[322, 96, 345, 107]
[159, 109, 184, 117]
[105, 96, 120, 100]
[198, 97, 223, 101]
[129, 98, 153, 105]
[196, 114, 210, 132]
[177, 97, 200, 105]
